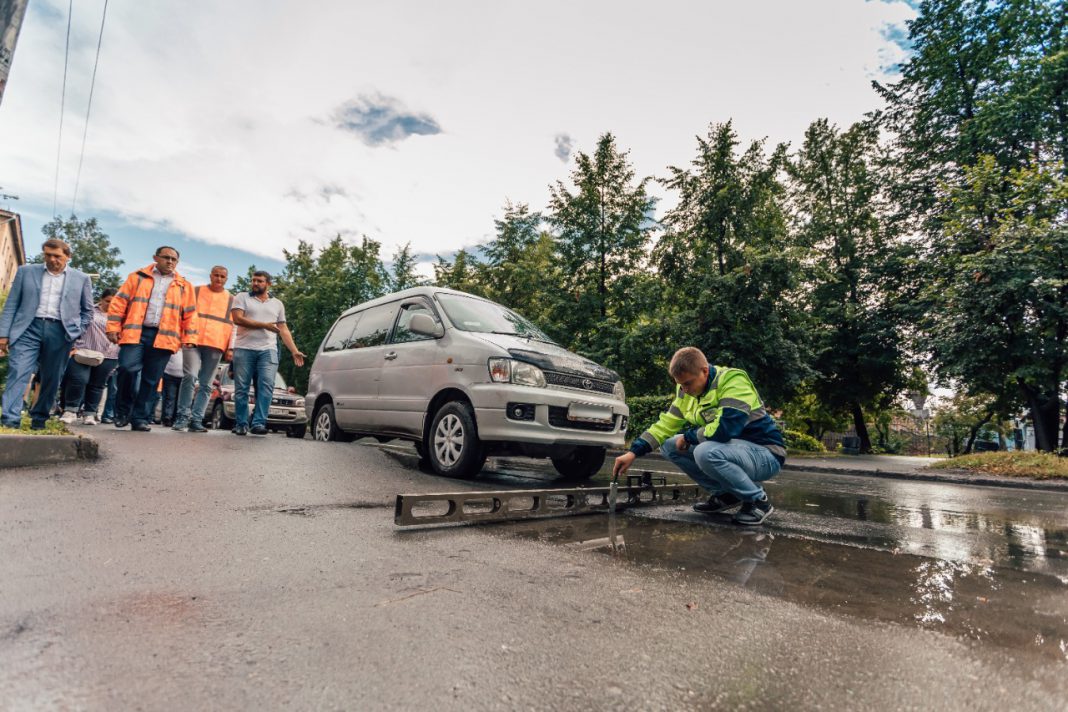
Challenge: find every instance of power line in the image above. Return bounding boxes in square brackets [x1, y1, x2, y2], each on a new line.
[52, 0, 73, 217]
[71, 0, 109, 217]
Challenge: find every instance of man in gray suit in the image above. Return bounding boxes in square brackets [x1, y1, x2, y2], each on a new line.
[0, 238, 94, 429]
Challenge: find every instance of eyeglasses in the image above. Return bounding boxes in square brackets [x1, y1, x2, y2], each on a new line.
[157, 255, 178, 262]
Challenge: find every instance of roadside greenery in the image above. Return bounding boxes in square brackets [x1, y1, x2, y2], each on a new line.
[0, 414, 72, 436]
[929, 451, 1068, 480]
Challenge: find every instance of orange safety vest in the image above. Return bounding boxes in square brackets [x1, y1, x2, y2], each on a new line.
[193, 285, 234, 351]
[107, 265, 198, 352]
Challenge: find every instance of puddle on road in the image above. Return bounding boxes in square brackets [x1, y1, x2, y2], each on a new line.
[501, 514, 1068, 665]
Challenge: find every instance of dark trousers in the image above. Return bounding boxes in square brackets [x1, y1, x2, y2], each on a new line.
[116, 327, 173, 426]
[160, 373, 182, 424]
[101, 371, 118, 420]
[0, 318, 73, 428]
[62, 356, 119, 415]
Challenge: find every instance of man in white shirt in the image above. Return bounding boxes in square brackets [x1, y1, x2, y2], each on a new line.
[229, 271, 305, 436]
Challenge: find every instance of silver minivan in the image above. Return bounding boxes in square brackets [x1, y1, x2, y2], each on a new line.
[305, 287, 629, 479]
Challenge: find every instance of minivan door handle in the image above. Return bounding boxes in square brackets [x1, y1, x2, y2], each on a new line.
[384, 351, 398, 361]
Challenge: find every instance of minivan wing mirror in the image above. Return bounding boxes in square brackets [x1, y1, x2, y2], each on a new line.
[408, 313, 444, 338]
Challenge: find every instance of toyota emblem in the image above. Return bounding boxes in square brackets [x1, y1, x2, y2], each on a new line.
[582, 378, 593, 390]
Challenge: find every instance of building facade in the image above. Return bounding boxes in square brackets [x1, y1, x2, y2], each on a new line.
[0, 208, 25, 292]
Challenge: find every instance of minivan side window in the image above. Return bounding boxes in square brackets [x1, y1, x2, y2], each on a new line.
[322, 312, 361, 352]
[350, 304, 399, 348]
[392, 301, 440, 344]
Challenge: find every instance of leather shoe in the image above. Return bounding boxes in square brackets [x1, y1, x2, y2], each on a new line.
[113, 417, 129, 428]
[188, 422, 207, 433]
[250, 425, 268, 436]
[232, 426, 248, 436]
[131, 422, 152, 432]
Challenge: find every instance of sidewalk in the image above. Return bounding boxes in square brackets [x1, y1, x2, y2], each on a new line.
[610, 449, 1068, 493]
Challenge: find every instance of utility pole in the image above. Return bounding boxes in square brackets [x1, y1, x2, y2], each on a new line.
[0, 0, 31, 108]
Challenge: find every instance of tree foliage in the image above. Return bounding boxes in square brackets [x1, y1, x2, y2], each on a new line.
[786, 119, 908, 452]
[657, 122, 810, 406]
[37, 215, 123, 295]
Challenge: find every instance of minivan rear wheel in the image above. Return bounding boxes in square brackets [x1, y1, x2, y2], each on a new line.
[312, 403, 354, 442]
[427, 401, 485, 478]
[551, 446, 606, 480]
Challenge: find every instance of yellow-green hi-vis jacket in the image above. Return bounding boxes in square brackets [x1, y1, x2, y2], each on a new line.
[630, 366, 787, 462]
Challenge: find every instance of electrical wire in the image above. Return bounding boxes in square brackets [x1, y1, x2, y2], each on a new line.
[52, 0, 73, 217]
[71, 0, 109, 217]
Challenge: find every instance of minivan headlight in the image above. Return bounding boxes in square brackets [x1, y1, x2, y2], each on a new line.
[488, 358, 547, 388]
[612, 380, 626, 401]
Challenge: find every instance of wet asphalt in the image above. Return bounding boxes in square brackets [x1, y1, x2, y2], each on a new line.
[1, 429, 1066, 710]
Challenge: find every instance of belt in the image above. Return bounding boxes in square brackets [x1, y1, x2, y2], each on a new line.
[36, 316, 61, 322]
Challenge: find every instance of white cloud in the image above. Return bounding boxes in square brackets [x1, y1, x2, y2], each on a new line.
[0, 0, 917, 261]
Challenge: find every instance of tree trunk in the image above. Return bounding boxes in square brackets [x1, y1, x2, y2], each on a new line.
[851, 401, 872, 453]
[1020, 381, 1060, 452]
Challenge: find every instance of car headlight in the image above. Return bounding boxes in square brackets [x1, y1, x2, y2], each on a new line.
[612, 380, 626, 401]
[488, 358, 547, 388]
[294, 397, 305, 407]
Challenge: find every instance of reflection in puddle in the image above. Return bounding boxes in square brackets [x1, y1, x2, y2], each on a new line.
[503, 516, 1068, 665]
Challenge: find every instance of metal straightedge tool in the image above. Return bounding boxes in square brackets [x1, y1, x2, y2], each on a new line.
[394, 472, 703, 527]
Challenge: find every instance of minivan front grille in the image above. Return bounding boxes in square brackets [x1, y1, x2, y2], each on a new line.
[548, 406, 617, 432]
[544, 371, 616, 395]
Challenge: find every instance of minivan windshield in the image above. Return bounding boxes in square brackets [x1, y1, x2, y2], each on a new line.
[436, 293, 554, 343]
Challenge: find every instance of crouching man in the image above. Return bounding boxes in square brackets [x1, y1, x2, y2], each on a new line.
[612, 347, 786, 526]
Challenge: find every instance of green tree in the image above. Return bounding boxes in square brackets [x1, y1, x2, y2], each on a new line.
[37, 215, 123, 295]
[388, 242, 424, 292]
[433, 248, 488, 296]
[787, 119, 908, 452]
[656, 121, 810, 406]
[271, 236, 389, 391]
[477, 202, 562, 328]
[924, 157, 1068, 451]
[547, 133, 658, 385]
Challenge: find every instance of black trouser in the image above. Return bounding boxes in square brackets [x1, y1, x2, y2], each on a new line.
[62, 356, 119, 415]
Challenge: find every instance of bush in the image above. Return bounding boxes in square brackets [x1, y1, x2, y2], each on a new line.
[784, 429, 826, 452]
[625, 394, 675, 440]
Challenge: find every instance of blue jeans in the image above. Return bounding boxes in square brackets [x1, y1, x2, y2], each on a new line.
[116, 327, 174, 426]
[661, 437, 781, 501]
[232, 347, 278, 429]
[174, 346, 223, 426]
[1, 318, 73, 428]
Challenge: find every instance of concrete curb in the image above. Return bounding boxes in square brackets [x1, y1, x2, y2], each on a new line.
[607, 450, 1068, 493]
[0, 435, 99, 469]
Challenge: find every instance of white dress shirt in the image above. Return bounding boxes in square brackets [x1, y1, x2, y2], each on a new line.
[35, 266, 68, 319]
[143, 266, 175, 327]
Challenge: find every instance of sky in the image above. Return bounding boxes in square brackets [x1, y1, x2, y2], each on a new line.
[0, 0, 917, 283]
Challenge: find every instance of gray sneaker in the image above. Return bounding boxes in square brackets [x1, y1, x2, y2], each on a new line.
[732, 495, 774, 526]
[171, 420, 189, 431]
[188, 422, 208, 433]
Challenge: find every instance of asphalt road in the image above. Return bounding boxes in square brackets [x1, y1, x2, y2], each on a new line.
[1, 428, 1066, 710]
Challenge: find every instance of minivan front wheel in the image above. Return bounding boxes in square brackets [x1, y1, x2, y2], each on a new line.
[428, 401, 485, 478]
[551, 446, 607, 480]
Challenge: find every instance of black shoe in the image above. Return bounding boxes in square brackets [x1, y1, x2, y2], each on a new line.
[250, 425, 268, 436]
[100, 417, 114, 424]
[732, 495, 774, 526]
[188, 422, 207, 433]
[232, 426, 248, 436]
[131, 422, 152, 432]
[693, 492, 742, 515]
[161, 419, 173, 428]
[114, 417, 129, 428]
[30, 421, 47, 431]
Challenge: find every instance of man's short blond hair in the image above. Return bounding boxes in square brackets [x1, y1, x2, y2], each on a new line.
[668, 347, 708, 379]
